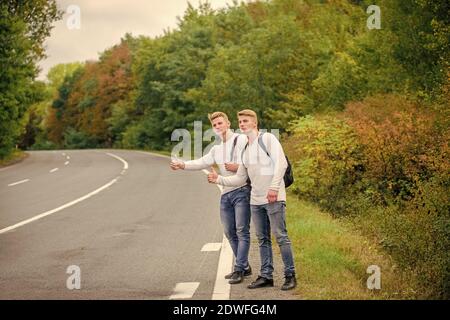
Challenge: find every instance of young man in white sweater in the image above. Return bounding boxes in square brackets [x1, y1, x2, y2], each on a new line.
[208, 109, 297, 291]
[170, 112, 252, 284]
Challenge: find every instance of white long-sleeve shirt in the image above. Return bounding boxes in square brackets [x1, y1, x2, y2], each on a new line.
[183, 129, 248, 195]
[216, 132, 288, 205]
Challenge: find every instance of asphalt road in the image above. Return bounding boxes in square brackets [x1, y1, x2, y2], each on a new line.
[0, 149, 226, 299]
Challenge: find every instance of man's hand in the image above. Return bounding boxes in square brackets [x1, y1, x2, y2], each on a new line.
[224, 162, 239, 172]
[170, 160, 185, 170]
[207, 166, 219, 183]
[267, 189, 278, 203]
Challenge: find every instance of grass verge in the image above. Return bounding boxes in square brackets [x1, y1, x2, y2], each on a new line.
[286, 193, 418, 299]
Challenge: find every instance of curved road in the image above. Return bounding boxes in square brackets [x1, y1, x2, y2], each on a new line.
[0, 149, 230, 299]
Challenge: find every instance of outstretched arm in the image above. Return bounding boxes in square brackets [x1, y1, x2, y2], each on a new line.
[171, 147, 215, 171]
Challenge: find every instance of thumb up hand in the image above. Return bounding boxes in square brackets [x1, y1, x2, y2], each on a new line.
[207, 166, 219, 184]
[170, 160, 185, 170]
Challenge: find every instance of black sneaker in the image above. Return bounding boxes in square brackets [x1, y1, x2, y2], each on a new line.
[224, 265, 252, 279]
[281, 275, 297, 291]
[228, 271, 244, 284]
[247, 276, 274, 289]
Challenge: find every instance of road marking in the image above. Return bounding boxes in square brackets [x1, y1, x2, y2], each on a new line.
[62, 153, 66, 156]
[0, 152, 129, 235]
[0, 178, 118, 235]
[64, 161, 69, 165]
[8, 179, 30, 187]
[66, 156, 70, 160]
[106, 152, 128, 170]
[201, 169, 231, 300]
[212, 236, 233, 300]
[50, 168, 59, 173]
[169, 282, 200, 299]
[201, 243, 222, 252]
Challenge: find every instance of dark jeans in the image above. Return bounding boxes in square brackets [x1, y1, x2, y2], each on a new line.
[220, 185, 251, 272]
[251, 201, 295, 279]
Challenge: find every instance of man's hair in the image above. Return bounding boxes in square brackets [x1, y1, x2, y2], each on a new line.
[237, 109, 258, 126]
[208, 111, 229, 123]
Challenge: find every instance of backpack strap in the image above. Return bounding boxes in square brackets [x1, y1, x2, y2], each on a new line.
[229, 135, 239, 162]
[240, 141, 249, 165]
[241, 133, 270, 164]
[240, 142, 251, 186]
[258, 132, 270, 158]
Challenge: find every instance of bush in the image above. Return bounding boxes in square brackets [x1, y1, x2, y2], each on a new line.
[344, 94, 449, 298]
[284, 114, 365, 214]
[29, 139, 57, 150]
[354, 175, 449, 298]
[285, 94, 449, 298]
[63, 127, 97, 149]
[344, 94, 449, 203]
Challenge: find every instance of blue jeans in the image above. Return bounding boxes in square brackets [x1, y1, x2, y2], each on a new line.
[220, 185, 251, 272]
[251, 201, 295, 279]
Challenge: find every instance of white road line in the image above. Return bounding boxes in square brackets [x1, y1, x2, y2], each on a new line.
[201, 169, 230, 300]
[169, 282, 200, 299]
[0, 178, 118, 235]
[201, 243, 222, 252]
[62, 153, 66, 156]
[64, 161, 69, 165]
[49, 168, 59, 173]
[106, 152, 128, 170]
[66, 156, 70, 160]
[8, 179, 30, 187]
[212, 236, 233, 300]
[0, 152, 129, 235]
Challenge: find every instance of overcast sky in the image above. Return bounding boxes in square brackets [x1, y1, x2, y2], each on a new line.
[38, 0, 238, 80]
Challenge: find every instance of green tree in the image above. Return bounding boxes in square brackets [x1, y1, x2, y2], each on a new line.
[20, 62, 83, 150]
[0, 1, 62, 158]
[133, 2, 217, 150]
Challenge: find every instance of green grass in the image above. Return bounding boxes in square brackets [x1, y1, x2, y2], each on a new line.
[0, 149, 28, 167]
[286, 193, 418, 299]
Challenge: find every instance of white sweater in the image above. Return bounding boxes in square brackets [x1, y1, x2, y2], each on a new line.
[183, 130, 248, 195]
[217, 132, 288, 205]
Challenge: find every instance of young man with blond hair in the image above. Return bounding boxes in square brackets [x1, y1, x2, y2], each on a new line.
[208, 109, 297, 290]
[170, 111, 252, 284]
